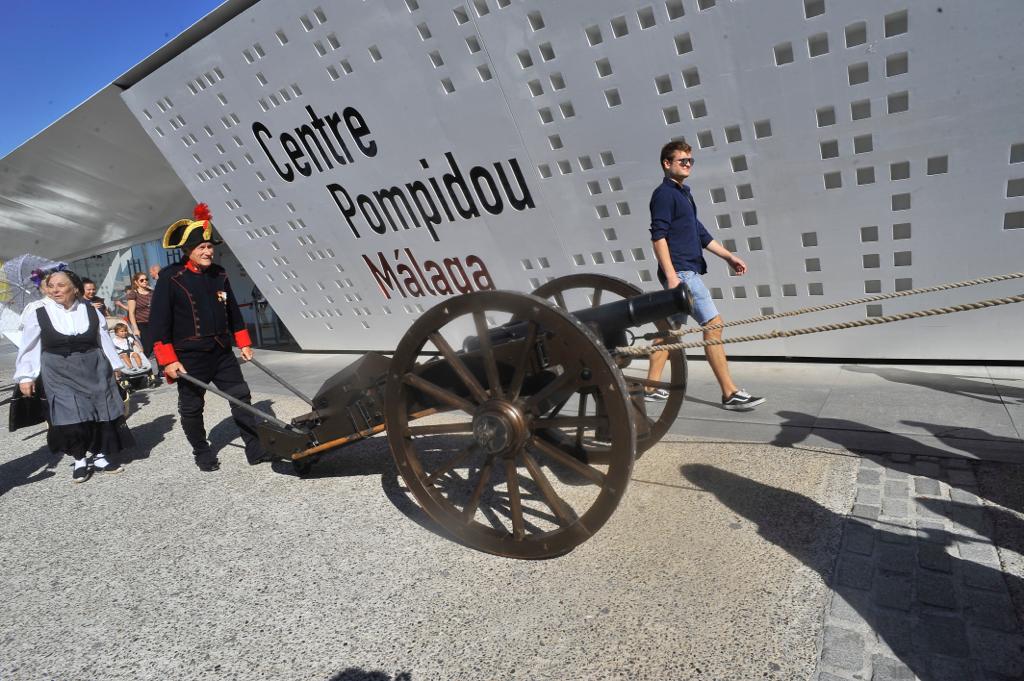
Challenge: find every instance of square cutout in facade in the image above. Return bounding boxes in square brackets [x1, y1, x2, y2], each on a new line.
[737, 184, 753, 200]
[895, 278, 912, 292]
[732, 286, 747, 299]
[586, 25, 604, 46]
[783, 284, 797, 297]
[611, 16, 629, 38]
[754, 119, 772, 138]
[655, 74, 673, 94]
[891, 193, 911, 211]
[682, 67, 700, 88]
[805, 257, 821, 272]
[854, 134, 873, 153]
[605, 89, 622, 107]
[697, 130, 714, 148]
[743, 211, 759, 226]
[675, 33, 693, 55]
[710, 187, 727, 203]
[725, 125, 742, 143]
[804, 0, 825, 18]
[774, 42, 794, 66]
[697, 0, 715, 9]
[863, 253, 880, 268]
[885, 10, 908, 37]
[731, 155, 748, 172]
[1006, 178, 1024, 198]
[816, 106, 836, 127]
[808, 283, 824, 296]
[892, 222, 911, 239]
[890, 161, 910, 181]
[539, 43, 556, 61]
[860, 225, 878, 242]
[596, 58, 613, 77]
[716, 214, 733, 229]
[866, 304, 883, 317]
[851, 99, 871, 120]
[887, 52, 909, 77]
[666, 0, 685, 20]
[1003, 211, 1024, 230]
[690, 100, 708, 118]
[802, 231, 818, 247]
[820, 140, 839, 159]
[1011, 143, 1024, 164]
[527, 10, 545, 31]
[857, 167, 875, 185]
[808, 33, 829, 57]
[893, 251, 912, 267]
[638, 7, 656, 29]
[848, 62, 869, 85]
[864, 280, 881, 294]
[926, 156, 948, 175]
[824, 171, 842, 189]
[846, 21, 867, 47]
[888, 91, 909, 113]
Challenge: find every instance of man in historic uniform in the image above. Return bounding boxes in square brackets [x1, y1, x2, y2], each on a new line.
[149, 203, 273, 471]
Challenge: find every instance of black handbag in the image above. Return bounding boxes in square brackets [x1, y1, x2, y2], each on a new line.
[8, 381, 47, 432]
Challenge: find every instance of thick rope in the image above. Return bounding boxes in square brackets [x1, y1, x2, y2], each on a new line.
[665, 272, 1024, 338]
[615, 294, 1024, 356]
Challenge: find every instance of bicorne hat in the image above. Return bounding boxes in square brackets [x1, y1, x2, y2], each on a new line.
[162, 203, 223, 250]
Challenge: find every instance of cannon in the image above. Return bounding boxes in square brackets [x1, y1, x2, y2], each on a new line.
[202, 274, 690, 559]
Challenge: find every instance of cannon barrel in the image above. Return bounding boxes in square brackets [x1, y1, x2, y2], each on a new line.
[570, 284, 692, 347]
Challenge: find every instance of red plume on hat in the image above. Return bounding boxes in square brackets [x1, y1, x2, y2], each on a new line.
[193, 203, 212, 222]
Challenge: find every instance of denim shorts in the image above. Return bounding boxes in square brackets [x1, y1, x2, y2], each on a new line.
[667, 270, 719, 327]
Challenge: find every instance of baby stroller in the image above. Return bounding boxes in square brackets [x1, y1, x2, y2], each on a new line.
[108, 320, 157, 415]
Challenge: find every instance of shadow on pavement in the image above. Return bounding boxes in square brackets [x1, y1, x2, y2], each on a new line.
[842, 365, 1024, 405]
[681, 463, 1024, 680]
[0, 439, 62, 496]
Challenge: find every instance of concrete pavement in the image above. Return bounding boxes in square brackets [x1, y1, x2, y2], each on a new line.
[1, 344, 1022, 680]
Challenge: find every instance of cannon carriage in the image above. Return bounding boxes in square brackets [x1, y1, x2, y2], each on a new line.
[249, 274, 691, 559]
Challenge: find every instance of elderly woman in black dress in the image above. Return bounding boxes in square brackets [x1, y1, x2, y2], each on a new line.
[14, 270, 134, 482]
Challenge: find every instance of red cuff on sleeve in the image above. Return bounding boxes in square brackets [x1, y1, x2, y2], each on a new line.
[234, 329, 252, 348]
[153, 341, 179, 367]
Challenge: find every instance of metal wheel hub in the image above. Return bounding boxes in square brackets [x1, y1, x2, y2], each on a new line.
[471, 400, 527, 456]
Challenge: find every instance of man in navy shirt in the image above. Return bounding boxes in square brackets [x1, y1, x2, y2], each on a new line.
[646, 140, 764, 410]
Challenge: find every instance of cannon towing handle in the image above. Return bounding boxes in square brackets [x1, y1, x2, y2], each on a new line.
[175, 372, 312, 437]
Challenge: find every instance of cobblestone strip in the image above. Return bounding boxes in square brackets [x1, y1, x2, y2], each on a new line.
[814, 454, 1024, 681]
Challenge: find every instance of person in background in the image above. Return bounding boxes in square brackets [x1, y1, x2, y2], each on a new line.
[150, 203, 273, 472]
[127, 271, 161, 386]
[14, 269, 132, 482]
[113, 285, 132, 315]
[149, 264, 161, 285]
[81, 278, 108, 316]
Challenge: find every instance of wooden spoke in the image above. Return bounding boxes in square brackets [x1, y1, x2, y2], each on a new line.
[507, 320, 539, 401]
[402, 373, 476, 414]
[428, 331, 488, 404]
[406, 421, 474, 437]
[504, 457, 526, 540]
[591, 288, 603, 307]
[528, 436, 607, 486]
[472, 311, 504, 399]
[461, 456, 495, 523]
[521, 451, 576, 528]
[426, 444, 479, 484]
[552, 291, 568, 311]
[576, 392, 589, 448]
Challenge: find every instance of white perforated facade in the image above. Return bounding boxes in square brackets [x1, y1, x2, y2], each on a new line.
[120, 0, 1024, 358]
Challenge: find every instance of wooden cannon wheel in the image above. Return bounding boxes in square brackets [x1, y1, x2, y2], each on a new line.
[531, 273, 687, 456]
[384, 291, 636, 559]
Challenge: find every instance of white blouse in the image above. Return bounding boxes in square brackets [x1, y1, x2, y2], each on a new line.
[14, 297, 125, 383]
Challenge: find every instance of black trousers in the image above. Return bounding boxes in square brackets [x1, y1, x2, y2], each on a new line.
[176, 346, 260, 461]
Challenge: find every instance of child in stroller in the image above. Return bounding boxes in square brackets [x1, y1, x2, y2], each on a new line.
[110, 322, 157, 391]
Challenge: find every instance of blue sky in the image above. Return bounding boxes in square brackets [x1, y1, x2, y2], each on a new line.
[0, 0, 223, 158]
